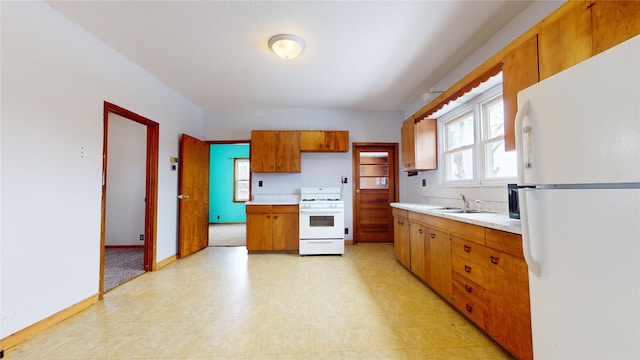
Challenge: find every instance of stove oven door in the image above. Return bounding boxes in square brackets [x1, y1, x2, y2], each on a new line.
[299, 208, 344, 240]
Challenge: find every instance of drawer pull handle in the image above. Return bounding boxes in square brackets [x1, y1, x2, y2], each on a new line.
[430, 233, 436, 239]
[465, 285, 472, 293]
[465, 304, 473, 313]
[418, 228, 423, 234]
[490, 256, 500, 265]
[463, 245, 471, 252]
[464, 265, 471, 273]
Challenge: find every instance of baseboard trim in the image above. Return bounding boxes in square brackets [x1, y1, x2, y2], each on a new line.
[345, 240, 354, 245]
[157, 254, 177, 269]
[105, 245, 144, 249]
[0, 293, 100, 350]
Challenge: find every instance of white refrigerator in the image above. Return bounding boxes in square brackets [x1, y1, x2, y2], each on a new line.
[515, 35, 640, 359]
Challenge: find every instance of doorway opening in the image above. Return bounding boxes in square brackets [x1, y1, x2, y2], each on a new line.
[100, 102, 159, 297]
[352, 143, 398, 243]
[208, 141, 250, 247]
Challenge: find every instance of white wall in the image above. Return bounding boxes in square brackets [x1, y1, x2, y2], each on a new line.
[400, 0, 565, 211]
[203, 108, 403, 239]
[105, 114, 146, 246]
[0, 1, 202, 338]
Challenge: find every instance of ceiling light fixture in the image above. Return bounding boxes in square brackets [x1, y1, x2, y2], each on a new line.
[268, 34, 305, 60]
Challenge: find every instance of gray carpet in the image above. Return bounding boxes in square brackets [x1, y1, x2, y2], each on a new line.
[209, 223, 246, 247]
[104, 247, 144, 292]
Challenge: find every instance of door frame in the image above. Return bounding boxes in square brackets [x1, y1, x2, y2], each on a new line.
[351, 142, 399, 244]
[100, 102, 159, 299]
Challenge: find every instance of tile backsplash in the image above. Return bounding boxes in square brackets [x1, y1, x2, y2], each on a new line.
[404, 170, 510, 214]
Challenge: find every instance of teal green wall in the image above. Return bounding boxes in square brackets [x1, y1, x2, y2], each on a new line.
[209, 144, 250, 223]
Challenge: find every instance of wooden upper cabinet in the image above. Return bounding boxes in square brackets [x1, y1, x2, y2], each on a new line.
[538, 1, 593, 80]
[401, 118, 437, 172]
[250, 130, 301, 172]
[400, 119, 416, 171]
[591, 1, 640, 55]
[502, 35, 539, 151]
[300, 130, 349, 152]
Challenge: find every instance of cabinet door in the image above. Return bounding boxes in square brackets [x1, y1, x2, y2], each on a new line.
[275, 132, 301, 172]
[272, 206, 299, 250]
[300, 131, 325, 151]
[246, 213, 273, 250]
[400, 119, 415, 171]
[409, 223, 427, 281]
[414, 119, 437, 170]
[325, 131, 349, 152]
[538, 2, 592, 80]
[591, 1, 640, 55]
[485, 250, 533, 360]
[502, 35, 539, 151]
[393, 215, 411, 268]
[250, 131, 277, 172]
[429, 228, 453, 301]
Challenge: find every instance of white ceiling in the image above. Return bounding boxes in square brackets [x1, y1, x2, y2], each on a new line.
[47, 1, 532, 112]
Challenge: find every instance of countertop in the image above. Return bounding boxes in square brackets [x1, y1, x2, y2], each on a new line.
[245, 194, 300, 206]
[390, 202, 521, 235]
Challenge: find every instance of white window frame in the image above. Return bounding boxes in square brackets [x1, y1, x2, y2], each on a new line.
[438, 84, 516, 186]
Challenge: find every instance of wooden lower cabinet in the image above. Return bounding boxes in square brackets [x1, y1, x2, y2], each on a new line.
[392, 207, 533, 360]
[409, 222, 428, 281]
[246, 205, 299, 251]
[392, 208, 411, 268]
[428, 228, 452, 301]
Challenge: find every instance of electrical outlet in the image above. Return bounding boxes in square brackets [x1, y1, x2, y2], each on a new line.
[258, 180, 263, 187]
[139, 234, 144, 241]
[422, 179, 426, 187]
[341, 176, 348, 184]
[344, 228, 349, 234]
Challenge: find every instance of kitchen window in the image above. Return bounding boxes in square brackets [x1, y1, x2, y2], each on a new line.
[440, 84, 516, 185]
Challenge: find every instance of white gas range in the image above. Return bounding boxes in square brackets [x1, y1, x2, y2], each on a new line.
[299, 187, 345, 256]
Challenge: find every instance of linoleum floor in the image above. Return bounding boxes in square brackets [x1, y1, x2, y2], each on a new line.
[6, 244, 512, 359]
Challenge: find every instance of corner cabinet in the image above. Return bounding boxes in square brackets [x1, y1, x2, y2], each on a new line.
[300, 130, 349, 152]
[250, 131, 301, 173]
[401, 118, 437, 172]
[246, 205, 299, 252]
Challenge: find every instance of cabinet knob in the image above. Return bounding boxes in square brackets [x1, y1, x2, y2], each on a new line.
[465, 285, 473, 293]
[465, 304, 473, 313]
[490, 256, 500, 265]
[464, 245, 471, 252]
[430, 233, 436, 239]
[418, 228, 423, 234]
[464, 265, 471, 273]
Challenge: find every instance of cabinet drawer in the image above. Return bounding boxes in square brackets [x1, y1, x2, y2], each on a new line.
[452, 254, 491, 288]
[452, 236, 492, 265]
[452, 287, 487, 328]
[246, 205, 272, 214]
[452, 271, 489, 307]
[485, 228, 523, 258]
[272, 205, 299, 214]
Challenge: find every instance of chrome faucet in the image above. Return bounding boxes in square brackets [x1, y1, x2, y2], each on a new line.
[460, 193, 469, 212]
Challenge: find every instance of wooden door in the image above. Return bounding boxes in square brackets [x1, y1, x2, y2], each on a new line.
[274, 131, 301, 172]
[178, 134, 209, 258]
[353, 143, 398, 243]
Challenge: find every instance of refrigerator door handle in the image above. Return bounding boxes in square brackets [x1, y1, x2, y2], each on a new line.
[514, 100, 532, 183]
[519, 187, 541, 277]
